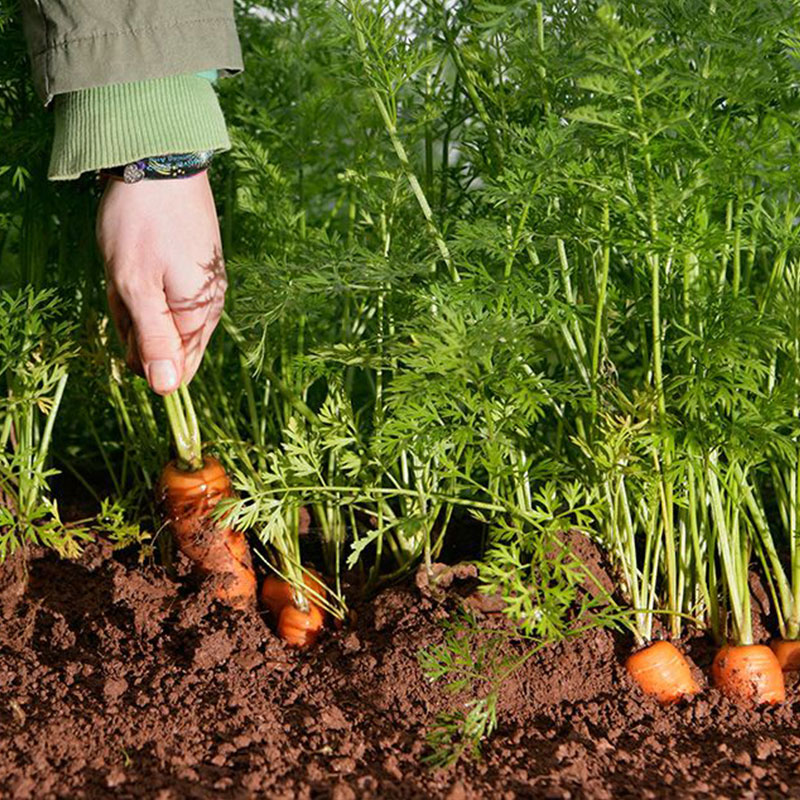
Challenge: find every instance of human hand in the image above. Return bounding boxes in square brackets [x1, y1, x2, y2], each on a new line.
[96, 171, 227, 395]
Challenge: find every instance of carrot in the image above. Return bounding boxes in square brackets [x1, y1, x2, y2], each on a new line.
[278, 603, 325, 648]
[159, 386, 256, 610]
[159, 456, 230, 549]
[711, 645, 785, 705]
[260, 569, 326, 618]
[625, 640, 700, 704]
[259, 573, 296, 618]
[159, 455, 256, 609]
[770, 639, 800, 672]
[259, 568, 327, 647]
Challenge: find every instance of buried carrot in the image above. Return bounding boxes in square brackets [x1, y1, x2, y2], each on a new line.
[703, 459, 784, 705]
[625, 640, 700, 704]
[711, 645, 785, 705]
[259, 573, 296, 619]
[260, 569, 325, 617]
[278, 603, 326, 647]
[159, 386, 256, 610]
[259, 568, 327, 647]
[770, 639, 800, 672]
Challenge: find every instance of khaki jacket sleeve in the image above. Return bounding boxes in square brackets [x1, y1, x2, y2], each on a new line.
[20, 0, 243, 104]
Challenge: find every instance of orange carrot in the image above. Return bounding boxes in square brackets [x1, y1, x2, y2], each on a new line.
[770, 639, 800, 672]
[158, 456, 256, 610]
[259, 568, 326, 647]
[278, 603, 325, 648]
[711, 645, 785, 705]
[260, 569, 325, 617]
[625, 640, 700, 704]
[259, 574, 296, 618]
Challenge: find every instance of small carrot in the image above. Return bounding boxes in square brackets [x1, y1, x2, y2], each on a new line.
[625, 640, 699, 704]
[770, 639, 800, 672]
[711, 645, 785, 705]
[259, 568, 327, 647]
[259, 574, 295, 619]
[159, 386, 256, 610]
[278, 603, 325, 648]
[260, 569, 326, 618]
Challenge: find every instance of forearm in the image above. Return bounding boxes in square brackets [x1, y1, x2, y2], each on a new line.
[18, 2, 236, 392]
[19, 2, 241, 179]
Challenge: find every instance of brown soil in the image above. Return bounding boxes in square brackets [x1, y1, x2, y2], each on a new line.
[1, 542, 799, 799]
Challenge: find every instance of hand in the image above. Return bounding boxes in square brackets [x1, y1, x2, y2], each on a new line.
[96, 171, 227, 395]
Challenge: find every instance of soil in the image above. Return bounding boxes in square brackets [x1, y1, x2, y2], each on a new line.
[1, 540, 800, 799]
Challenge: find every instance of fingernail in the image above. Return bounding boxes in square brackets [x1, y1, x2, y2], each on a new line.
[147, 360, 178, 394]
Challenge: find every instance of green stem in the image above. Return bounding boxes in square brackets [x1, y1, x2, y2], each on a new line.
[591, 201, 611, 411]
[163, 384, 203, 471]
[350, 6, 457, 281]
[708, 454, 751, 645]
[744, 466, 791, 638]
[686, 458, 714, 630]
[535, 2, 550, 114]
[221, 312, 319, 427]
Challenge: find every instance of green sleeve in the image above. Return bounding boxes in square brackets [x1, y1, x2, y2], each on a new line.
[49, 74, 230, 181]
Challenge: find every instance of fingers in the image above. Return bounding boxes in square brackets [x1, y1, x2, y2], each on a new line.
[97, 174, 226, 394]
[109, 253, 227, 391]
[106, 283, 131, 344]
[114, 272, 185, 395]
[107, 283, 144, 376]
[164, 250, 227, 385]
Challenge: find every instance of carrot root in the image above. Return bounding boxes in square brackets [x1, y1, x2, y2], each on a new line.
[259, 574, 296, 618]
[260, 569, 325, 617]
[277, 603, 325, 648]
[202, 528, 257, 609]
[158, 456, 256, 610]
[770, 639, 800, 672]
[711, 645, 785, 706]
[259, 569, 327, 647]
[625, 640, 699, 704]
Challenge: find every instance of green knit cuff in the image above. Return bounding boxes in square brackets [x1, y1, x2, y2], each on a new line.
[49, 74, 230, 181]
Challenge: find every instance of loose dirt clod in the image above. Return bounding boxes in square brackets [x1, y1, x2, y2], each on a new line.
[0, 546, 799, 798]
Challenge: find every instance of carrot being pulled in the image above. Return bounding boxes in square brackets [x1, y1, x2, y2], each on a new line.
[626, 640, 699, 704]
[158, 385, 256, 609]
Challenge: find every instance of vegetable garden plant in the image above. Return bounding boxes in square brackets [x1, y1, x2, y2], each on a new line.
[3, 0, 800, 769]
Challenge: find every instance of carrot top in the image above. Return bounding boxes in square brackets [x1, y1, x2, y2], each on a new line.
[163, 384, 203, 472]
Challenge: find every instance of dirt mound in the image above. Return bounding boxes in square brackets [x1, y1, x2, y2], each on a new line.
[1, 544, 799, 798]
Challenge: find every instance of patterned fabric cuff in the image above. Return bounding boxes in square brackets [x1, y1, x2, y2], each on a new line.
[100, 151, 215, 183]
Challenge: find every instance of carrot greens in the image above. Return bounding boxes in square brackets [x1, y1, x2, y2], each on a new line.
[0, 288, 87, 559]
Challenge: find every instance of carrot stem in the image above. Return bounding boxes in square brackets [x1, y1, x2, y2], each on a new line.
[163, 384, 203, 472]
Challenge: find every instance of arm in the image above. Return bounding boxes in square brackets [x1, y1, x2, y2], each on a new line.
[20, 1, 242, 394]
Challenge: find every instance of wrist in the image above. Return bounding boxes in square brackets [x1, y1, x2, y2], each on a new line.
[100, 151, 215, 183]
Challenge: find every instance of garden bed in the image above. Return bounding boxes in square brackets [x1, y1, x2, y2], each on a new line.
[2, 542, 799, 800]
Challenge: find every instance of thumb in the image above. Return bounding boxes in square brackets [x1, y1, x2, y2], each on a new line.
[120, 281, 185, 395]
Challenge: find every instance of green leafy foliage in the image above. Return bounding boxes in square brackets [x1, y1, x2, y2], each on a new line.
[418, 613, 507, 767]
[3, 0, 800, 761]
[0, 288, 83, 559]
